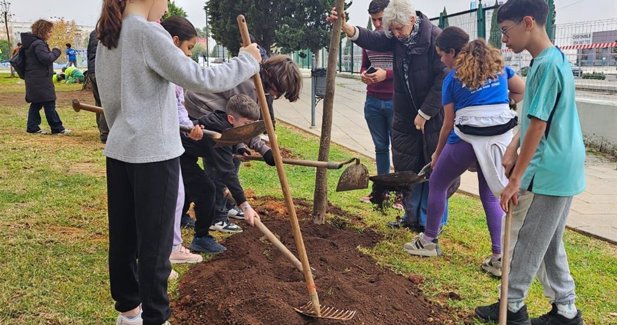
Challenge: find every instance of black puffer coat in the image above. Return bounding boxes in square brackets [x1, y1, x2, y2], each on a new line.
[21, 32, 61, 103]
[354, 12, 444, 173]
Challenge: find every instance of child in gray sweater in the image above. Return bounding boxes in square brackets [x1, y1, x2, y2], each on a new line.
[95, 0, 261, 324]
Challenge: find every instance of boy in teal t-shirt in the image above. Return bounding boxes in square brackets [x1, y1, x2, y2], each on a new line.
[475, 0, 586, 324]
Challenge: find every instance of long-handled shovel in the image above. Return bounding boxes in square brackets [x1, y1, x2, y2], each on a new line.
[71, 99, 265, 145]
[236, 156, 368, 192]
[499, 202, 514, 325]
[237, 15, 355, 321]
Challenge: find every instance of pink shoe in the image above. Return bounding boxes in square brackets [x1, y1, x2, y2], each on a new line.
[170, 246, 203, 264]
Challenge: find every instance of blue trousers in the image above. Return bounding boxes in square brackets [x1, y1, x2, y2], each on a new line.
[364, 95, 393, 175]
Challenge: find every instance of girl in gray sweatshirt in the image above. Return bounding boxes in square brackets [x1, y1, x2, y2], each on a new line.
[95, 0, 261, 324]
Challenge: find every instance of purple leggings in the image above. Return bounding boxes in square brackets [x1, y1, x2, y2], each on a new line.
[425, 140, 504, 254]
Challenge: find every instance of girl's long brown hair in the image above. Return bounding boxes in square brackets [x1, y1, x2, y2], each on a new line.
[96, 0, 127, 49]
[455, 39, 504, 90]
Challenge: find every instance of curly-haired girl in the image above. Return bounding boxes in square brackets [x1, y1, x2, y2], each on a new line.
[404, 27, 525, 278]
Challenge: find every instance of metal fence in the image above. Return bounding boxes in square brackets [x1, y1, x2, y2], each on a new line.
[290, 3, 617, 83]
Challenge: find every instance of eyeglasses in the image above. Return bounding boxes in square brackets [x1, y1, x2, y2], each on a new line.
[500, 20, 523, 38]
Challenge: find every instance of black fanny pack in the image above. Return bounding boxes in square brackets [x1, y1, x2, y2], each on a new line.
[455, 116, 518, 136]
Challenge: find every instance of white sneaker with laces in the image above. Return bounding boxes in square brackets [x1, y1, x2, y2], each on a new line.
[170, 246, 203, 264]
[209, 220, 243, 233]
[403, 233, 441, 257]
[116, 312, 142, 325]
[481, 255, 502, 277]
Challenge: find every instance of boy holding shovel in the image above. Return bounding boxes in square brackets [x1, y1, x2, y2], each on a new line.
[474, 0, 586, 324]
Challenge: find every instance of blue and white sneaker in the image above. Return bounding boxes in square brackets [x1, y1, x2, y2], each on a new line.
[403, 233, 441, 257]
[209, 220, 243, 233]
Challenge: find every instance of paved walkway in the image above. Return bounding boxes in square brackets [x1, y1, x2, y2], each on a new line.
[274, 74, 617, 245]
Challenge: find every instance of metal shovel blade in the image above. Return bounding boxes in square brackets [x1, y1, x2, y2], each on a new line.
[336, 158, 369, 192]
[369, 171, 428, 190]
[294, 301, 357, 321]
[213, 120, 266, 147]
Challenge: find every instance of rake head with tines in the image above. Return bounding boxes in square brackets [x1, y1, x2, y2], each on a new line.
[294, 301, 357, 321]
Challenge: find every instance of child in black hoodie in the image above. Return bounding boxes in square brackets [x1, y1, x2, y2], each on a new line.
[180, 94, 262, 253]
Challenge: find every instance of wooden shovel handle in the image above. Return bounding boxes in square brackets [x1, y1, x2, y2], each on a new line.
[72, 99, 103, 114]
[239, 155, 354, 169]
[499, 202, 513, 325]
[237, 15, 321, 315]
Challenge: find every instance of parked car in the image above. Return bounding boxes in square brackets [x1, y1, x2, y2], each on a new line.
[571, 64, 583, 77]
[517, 66, 529, 77]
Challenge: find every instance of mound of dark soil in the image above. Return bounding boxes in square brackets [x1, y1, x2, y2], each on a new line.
[171, 197, 459, 325]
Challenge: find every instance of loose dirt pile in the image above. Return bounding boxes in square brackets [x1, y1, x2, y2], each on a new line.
[172, 197, 460, 324]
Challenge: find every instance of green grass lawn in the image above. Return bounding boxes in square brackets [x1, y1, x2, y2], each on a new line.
[1, 74, 616, 324]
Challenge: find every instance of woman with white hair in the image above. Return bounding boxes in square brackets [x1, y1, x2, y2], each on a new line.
[329, 0, 457, 233]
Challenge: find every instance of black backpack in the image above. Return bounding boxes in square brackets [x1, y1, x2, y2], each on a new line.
[9, 47, 27, 79]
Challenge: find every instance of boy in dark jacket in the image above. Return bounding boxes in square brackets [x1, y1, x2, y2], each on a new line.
[21, 19, 69, 135]
[181, 94, 263, 253]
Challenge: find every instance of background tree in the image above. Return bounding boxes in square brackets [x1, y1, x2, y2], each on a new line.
[191, 42, 206, 62]
[48, 18, 77, 64]
[206, 0, 284, 56]
[1, 0, 15, 76]
[162, 1, 187, 20]
[0, 39, 10, 61]
[275, 0, 340, 67]
[366, 16, 372, 30]
[488, 0, 501, 49]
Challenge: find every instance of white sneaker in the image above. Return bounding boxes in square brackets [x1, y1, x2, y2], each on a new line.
[481, 255, 502, 277]
[116, 312, 142, 325]
[168, 269, 178, 281]
[209, 220, 243, 233]
[170, 246, 203, 264]
[403, 233, 441, 257]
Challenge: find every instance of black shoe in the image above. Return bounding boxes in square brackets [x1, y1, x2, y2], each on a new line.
[475, 301, 531, 325]
[180, 214, 195, 228]
[531, 304, 584, 325]
[387, 218, 413, 229]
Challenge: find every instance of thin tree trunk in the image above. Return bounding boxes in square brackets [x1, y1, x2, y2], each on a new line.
[312, 0, 345, 224]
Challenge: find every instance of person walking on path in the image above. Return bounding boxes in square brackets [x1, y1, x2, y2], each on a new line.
[21, 20, 70, 135]
[475, 0, 586, 323]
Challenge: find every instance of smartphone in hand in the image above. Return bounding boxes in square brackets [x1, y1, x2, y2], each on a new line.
[365, 66, 377, 74]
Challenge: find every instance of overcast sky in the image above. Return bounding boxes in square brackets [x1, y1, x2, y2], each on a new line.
[9, 0, 617, 30]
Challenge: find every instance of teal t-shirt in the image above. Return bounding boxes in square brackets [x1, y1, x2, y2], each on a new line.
[519, 46, 585, 196]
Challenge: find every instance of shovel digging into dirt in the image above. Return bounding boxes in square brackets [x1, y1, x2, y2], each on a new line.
[236, 156, 369, 192]
[71, 99, 266, 145]
[238, 15, 355, 321]
[369, 163, 432, 191]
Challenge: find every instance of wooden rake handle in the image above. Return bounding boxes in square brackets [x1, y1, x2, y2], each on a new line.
[499, 202, 514, 325]
[237, 15, 321, 316]
[254, 219, 304, 272]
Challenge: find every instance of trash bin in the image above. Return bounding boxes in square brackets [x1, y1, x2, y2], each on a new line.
[312, 68, 327, 98]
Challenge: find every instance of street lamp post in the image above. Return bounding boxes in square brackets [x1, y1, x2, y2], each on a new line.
[1, 0, 15, 77]
[204, 2, 209, 67]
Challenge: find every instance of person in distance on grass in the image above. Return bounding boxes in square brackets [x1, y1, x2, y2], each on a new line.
[475, 0, 586, 324]
[94, 0, 261, 323]
[404, 27, 525, 279]
[21, 20, 70, 135]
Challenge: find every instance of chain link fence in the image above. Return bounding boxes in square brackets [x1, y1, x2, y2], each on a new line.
[289, 4, 617, 85]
